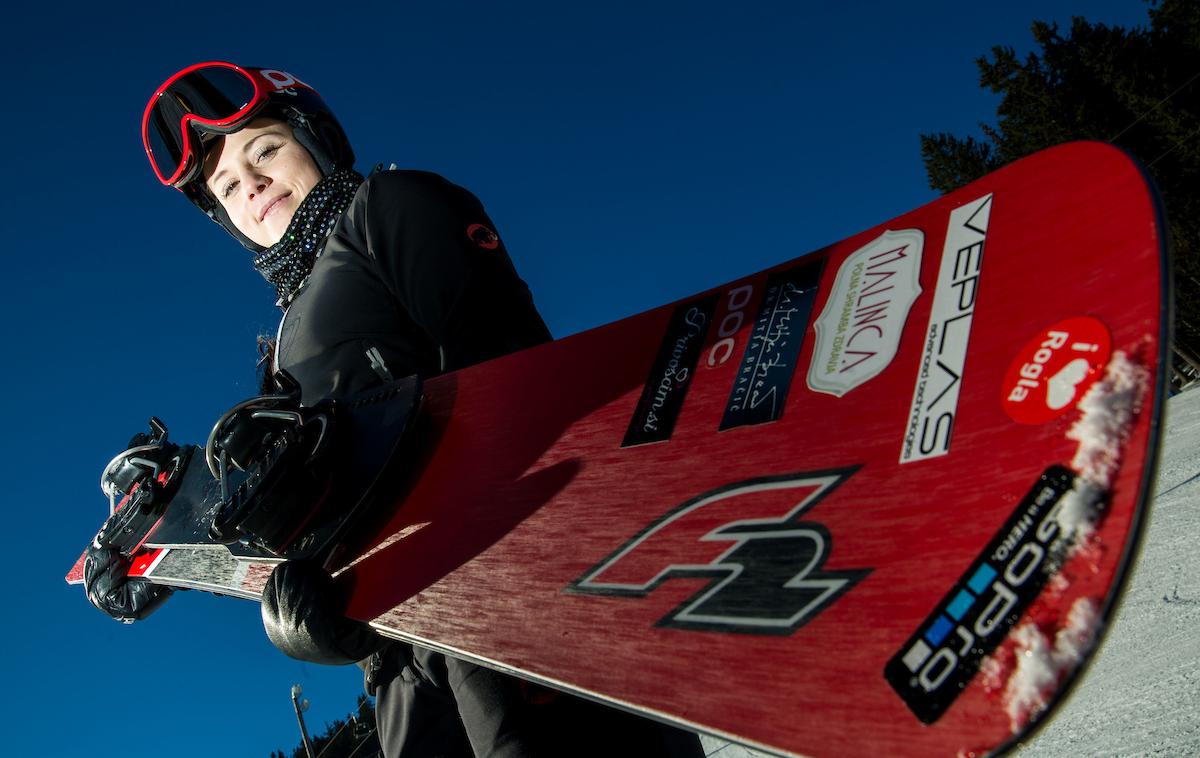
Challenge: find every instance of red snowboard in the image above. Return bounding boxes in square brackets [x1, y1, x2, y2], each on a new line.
[71, 142, 1167, 757]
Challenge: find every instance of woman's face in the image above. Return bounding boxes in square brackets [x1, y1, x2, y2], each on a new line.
[202, 118, 323, 248]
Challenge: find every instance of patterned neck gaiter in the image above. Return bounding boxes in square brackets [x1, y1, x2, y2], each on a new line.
[252, 168, 365, 307]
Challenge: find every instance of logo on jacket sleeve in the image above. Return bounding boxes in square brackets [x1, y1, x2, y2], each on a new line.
[569, 467, 869, 634]
[466, 223, 500, 249]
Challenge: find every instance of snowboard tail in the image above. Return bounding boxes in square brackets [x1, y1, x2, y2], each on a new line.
[71, 142, 1169, 757]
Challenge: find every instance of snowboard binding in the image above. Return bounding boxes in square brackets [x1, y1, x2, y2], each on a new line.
[205, 370, 340, 556]
[97, 418, 193, 555]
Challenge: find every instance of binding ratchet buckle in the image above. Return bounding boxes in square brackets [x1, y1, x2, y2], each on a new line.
[97, 418, 191, 554]
[205, 370, 338, 555]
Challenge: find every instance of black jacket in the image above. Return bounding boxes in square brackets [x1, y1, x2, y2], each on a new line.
[275, 169, 551, 403]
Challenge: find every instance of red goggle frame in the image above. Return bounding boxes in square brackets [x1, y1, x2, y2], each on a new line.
[142, 61, 310, 188]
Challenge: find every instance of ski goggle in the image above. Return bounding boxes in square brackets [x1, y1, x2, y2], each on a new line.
[142, 62, 311, 188]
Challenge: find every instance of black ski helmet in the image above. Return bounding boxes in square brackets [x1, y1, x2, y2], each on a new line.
[142, 62, 355, 251]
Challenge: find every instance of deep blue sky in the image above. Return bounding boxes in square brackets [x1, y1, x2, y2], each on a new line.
[1, 1, 1153, 755]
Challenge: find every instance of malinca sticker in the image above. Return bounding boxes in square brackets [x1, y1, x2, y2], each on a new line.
[808, 229, 924, 396]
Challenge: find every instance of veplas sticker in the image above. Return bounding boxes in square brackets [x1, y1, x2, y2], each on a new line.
[900, 194, 991, 463]
[1001, 317, 1111, 424]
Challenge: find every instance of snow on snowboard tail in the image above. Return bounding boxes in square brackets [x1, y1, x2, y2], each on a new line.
[70, 142, 1168, 757]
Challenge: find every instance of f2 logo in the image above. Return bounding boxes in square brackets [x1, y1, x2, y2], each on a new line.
[569, 467, 870, 634]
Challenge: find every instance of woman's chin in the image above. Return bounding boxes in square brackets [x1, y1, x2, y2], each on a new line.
[258, 217, 294, 248]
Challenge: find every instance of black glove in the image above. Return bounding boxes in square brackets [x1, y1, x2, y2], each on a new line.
[261, 560, 386, 665]
[83, 544, 173, 623]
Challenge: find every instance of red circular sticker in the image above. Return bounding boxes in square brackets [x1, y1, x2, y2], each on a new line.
[467, 223, 500, 250]
[1001, 316, 1111, 425]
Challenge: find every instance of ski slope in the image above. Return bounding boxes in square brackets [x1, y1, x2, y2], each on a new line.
[700, 386, 1200, 758]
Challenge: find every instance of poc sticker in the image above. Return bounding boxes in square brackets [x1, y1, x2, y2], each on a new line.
[703, 284, 756, 371]
[622, 295, 718, 446]
[900, 195, 992, 463]
[1001, 317, 1111, 424]
[808, 229, 924, 396]
[884, 466, 1083, 723]
[570, 467, 869, 633]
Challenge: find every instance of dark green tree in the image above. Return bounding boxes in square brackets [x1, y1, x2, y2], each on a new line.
[921, 0, 1200, 371]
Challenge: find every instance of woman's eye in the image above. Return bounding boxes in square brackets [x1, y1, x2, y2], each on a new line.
[254, 144, 280, 164]
[221, 179, 239, 199]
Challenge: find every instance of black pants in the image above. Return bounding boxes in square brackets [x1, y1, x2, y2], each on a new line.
[366, 643, 704, 758]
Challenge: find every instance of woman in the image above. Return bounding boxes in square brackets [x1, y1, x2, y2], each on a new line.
[85, 61, 703, 758]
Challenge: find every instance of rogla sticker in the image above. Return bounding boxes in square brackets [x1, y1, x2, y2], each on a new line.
[1001, 316, 1111, 424]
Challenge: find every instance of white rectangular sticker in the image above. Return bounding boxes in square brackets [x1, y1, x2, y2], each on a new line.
[900, 194, 992, 463]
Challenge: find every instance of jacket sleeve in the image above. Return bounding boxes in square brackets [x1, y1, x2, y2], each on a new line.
[333, 170, 551, 372]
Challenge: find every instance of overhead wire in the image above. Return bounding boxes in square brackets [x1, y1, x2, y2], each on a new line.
[1148, 124, 1200, 168]
[1108, 68, 1200, 143]
[1103, 65, 1200, 170]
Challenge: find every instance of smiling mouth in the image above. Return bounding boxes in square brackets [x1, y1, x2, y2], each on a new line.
[260, 192, 292, 222]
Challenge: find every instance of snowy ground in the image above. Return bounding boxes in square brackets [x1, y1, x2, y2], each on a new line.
[700, 386, 1200, 758]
